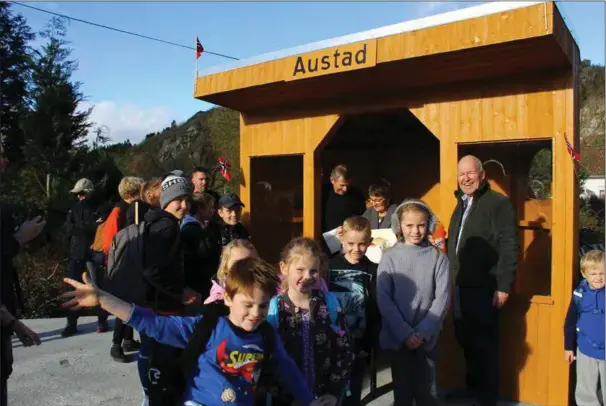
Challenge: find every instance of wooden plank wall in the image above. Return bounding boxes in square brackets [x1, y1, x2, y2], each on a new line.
[239, 114, 341, 245]
[238, 67, 577, 406]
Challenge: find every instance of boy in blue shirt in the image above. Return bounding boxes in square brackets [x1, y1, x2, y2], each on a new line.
[61, 257, 336, 406]
[564, 249, 605, 405]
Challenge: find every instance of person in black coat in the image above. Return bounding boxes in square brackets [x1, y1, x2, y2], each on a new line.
[180, 192, 220, 296]
[62, 178, 99, 337]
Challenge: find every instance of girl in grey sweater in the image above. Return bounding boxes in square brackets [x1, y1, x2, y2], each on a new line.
[376, 199, 450, 406]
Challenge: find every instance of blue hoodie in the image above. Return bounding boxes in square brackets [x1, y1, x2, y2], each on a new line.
[126, 306, 315, 406]
[564, 279, 605, 360]
[180, 214, 202, 230]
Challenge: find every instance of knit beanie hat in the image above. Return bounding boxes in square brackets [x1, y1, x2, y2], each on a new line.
[161, 175, 192, 209]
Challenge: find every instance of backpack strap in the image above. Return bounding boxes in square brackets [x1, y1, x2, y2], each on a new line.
[257, 321, 275, 371]
[266, 296, 280, 329]
[324, 291, 344, 335]
[178, 310, 221, 383]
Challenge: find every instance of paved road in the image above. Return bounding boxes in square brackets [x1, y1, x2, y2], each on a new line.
[9, 316, 530, 406]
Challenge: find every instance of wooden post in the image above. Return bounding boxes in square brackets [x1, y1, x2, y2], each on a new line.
[46, 174, 51, 199]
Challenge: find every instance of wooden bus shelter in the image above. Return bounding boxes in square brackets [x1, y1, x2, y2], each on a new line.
[194, 2, 580, 405]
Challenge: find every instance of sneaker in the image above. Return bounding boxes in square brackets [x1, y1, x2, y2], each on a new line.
[110, 344, 127, 363]
[122, 339, 141, 352]
[60, 325, 78, 338]
[97, 321, 109, 333]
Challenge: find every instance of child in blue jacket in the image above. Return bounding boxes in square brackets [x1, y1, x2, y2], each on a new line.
[61, 256, 337, 406]
[564, 249, 605, 405]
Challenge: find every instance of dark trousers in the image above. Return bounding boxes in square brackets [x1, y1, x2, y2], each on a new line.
[137, 334, 182, 405]
[112, 318, 134, 345]
[389, 346, 438, 406]
[67, 257, 108, 327]
[89, 251, 109, 325]
[454, 286, 500, 406]
[343, 350, 368, 406]
[0, 329, 13, 406]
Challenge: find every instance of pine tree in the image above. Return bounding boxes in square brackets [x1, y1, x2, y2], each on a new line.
[21, 17, 92, 179]
[0, 2, 34, 165]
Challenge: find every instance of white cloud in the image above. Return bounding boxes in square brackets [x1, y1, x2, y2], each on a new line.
[80, 101, 173, 145]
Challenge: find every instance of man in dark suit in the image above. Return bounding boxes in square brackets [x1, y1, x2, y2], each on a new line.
[446, 155, 519, 406]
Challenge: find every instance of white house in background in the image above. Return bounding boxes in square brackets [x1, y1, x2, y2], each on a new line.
[582, 175, 605, 200]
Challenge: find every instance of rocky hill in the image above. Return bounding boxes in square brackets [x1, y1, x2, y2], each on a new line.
[107, 61, 604, 183]
[108, 107, 240, 194]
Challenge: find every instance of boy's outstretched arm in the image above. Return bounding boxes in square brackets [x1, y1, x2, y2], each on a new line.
[61, 273, 200, 349]
[61, 273, 133, 321]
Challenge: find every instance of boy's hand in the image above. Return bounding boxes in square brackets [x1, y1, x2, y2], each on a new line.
[405, 333, 423, 350]
[14, 320, 41, 347]
[564, 350, 575, 364]
[61, 272, 100, 310]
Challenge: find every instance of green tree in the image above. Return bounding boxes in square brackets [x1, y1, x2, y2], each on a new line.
[20, 16, 92, 194]
[0, 2, 34, 165]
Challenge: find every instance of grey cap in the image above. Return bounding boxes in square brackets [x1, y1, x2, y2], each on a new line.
[70, 178, 94, 194]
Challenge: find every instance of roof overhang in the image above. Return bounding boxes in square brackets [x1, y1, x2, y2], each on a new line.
[194, 1, 579, 113]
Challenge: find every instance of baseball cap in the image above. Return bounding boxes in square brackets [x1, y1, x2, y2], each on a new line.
[70, 178, 94, 194]
[218, 193, 245, 209]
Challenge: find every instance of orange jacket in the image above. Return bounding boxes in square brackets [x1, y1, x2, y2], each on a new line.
[102, 206, 123, 259]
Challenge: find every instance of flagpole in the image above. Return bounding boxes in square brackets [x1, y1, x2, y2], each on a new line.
[194, 36, 198, 87]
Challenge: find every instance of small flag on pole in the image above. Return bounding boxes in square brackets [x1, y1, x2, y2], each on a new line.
[217, 156, 231, 181]
[196, 37, 204, 59]
[564, 133, 580, 161]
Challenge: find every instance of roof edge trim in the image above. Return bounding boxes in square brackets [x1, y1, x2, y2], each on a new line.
[197, 1, 545, 77]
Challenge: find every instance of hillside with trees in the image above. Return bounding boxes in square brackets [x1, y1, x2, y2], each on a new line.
[1, 2, 604, 317]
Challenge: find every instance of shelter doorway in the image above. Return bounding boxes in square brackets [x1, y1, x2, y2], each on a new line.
[319, 109, 441, 226]
[250, 155, 304, 264]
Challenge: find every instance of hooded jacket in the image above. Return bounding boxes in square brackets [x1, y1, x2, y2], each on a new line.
[180, 214, 221, 294]
[65, 199, 98, 260]
[142, 209, 185, 313]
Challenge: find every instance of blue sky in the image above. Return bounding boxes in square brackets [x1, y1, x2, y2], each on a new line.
[13, 1, 605, 144]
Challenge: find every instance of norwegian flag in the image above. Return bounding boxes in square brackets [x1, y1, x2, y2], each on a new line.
[196, 37, 204, 59]
[564, 133, 580, 161]
[217, 156, 231, 181]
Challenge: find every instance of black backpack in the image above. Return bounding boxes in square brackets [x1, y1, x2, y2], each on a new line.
[173, 303, 276, 406]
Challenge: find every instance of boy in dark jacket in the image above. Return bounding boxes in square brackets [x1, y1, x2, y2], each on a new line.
[328, 216, 378, 406]
[181, 192, 220, 296]
[62, 178, 100, 338]
[136, 174, 201, 405]
[213, 193, 250, 248]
